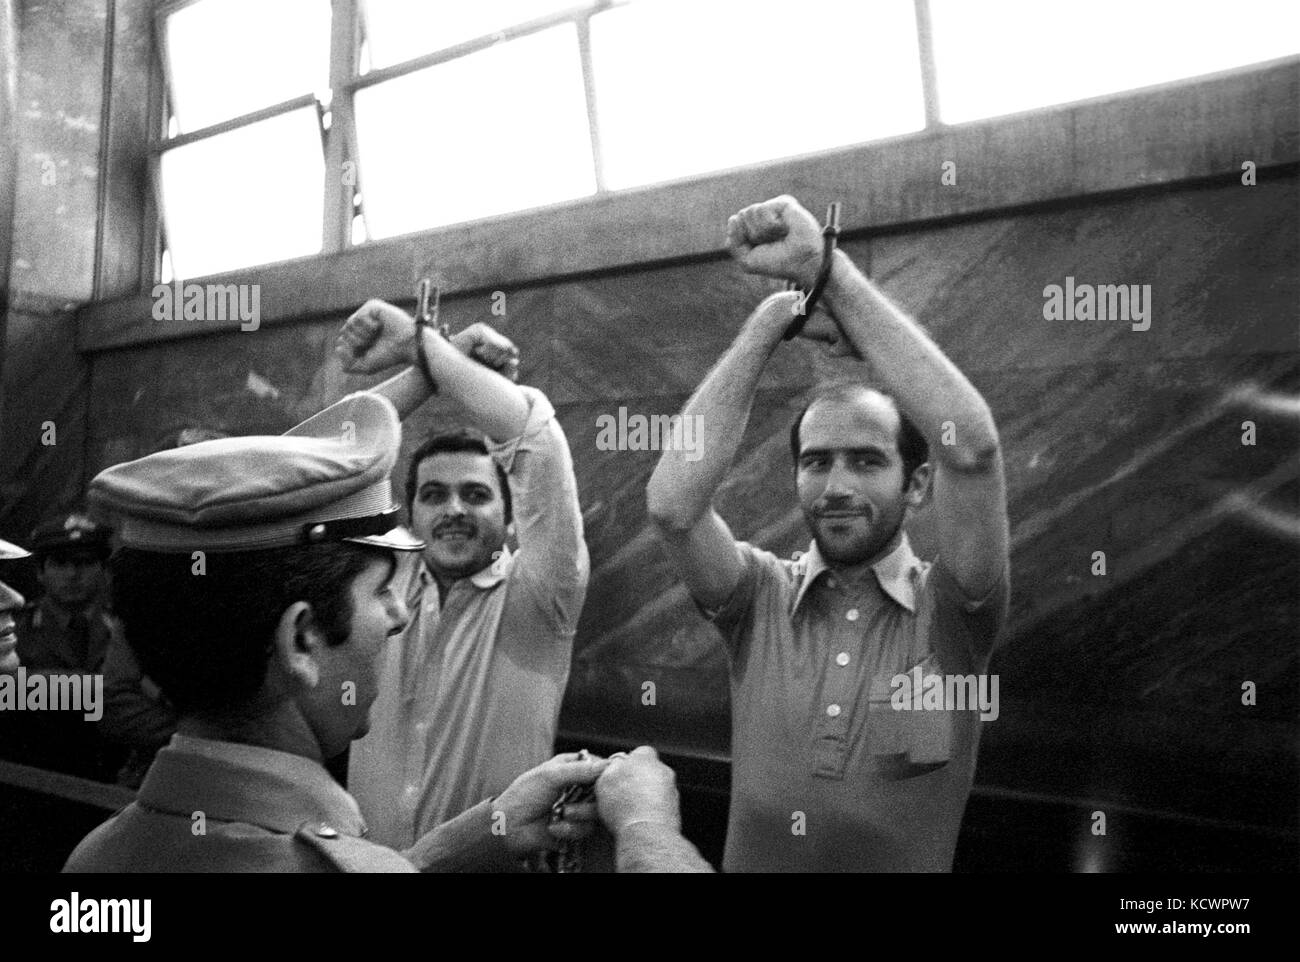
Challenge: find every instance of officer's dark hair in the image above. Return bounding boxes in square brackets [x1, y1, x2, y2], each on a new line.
[405, 429, 513, 524]
[789, 385, 929, 488]
[110, 543, 382, 715]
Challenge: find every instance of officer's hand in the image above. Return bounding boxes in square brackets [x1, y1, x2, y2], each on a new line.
[493, 752, 608, 856]
[335, 299, 417, 374]
[726, 195, 823, 289]
[594, 746, 682, 836]
[448, 322, 520, 382]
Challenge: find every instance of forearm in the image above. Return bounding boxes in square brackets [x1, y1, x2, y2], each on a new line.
[417, 328, 529, 440]
[615, 822, 713, 873]
[400, 798, 520, 873]
[646, 314, 784, 529]
[370, 366, 433, 422]
[822, 251, 999, 467]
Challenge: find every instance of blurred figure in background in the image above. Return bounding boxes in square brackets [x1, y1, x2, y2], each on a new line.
[2, 513, 119, 779]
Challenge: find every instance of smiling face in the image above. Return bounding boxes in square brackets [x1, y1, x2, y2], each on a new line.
[0, 578, 24, 674]
[299, 553, 409, 760]
[795, 391, 927, 566]
[410, 452, 509, 582]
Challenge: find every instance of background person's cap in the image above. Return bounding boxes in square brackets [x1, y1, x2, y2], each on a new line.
[29, 512, 112, 559]
[89, 392, 424, 554]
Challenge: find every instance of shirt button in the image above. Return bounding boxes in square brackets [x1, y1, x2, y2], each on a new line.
[826, 704, 841, 718]
[846, 608, 860, 622]
[836, 652, 850, 667]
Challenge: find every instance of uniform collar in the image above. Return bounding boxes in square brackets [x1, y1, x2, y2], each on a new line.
[792, 533, 924, 615]
[138, 734, 366, 838]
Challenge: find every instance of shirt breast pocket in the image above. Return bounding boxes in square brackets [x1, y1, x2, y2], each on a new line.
[866, 652, 955, 776]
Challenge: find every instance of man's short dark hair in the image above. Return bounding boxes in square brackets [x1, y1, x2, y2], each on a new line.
[789, 385, 929, 486]
[110, 543, 380, 714]
[405, 429, 513, 524]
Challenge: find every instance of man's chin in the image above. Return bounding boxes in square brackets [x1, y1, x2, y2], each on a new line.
[811, 525, 898, 567]
[425, 546, 491, 580]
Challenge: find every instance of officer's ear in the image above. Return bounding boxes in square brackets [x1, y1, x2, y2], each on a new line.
[271, 601, 321, 691]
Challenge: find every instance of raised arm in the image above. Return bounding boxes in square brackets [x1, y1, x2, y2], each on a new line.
[728, 196, 1009, 598]
[645, 292, 801, 609]
[334, 299, 527, 439]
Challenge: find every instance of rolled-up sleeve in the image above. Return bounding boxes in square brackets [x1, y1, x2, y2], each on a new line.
[488, 385, 589, 633]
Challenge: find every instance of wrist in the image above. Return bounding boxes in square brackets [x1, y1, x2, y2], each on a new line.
[616, 817, 678, 837]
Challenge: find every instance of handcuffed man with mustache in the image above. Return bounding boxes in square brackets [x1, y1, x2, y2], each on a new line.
[333, 299, 591, 857]
[647, 196, 1011, 872]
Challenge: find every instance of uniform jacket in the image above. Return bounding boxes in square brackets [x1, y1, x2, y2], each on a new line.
[64, 734, 519, 873]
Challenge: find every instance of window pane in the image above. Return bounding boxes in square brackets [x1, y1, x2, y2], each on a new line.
[355, 25, 595, 238]
[591, 0, 925, 191]
[931, 0, 1300, 124]
[160, 108, 325, 278]
[164, 0, 330, 133]
[361, 0, 588, 70]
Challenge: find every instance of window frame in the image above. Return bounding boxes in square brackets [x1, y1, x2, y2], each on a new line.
[142, 0, 943, 284]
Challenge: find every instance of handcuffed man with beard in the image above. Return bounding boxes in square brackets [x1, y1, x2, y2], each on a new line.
[646, 196, 1011, 872]
[332, 299, 589, 854]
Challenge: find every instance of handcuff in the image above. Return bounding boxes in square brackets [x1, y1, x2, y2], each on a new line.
[413, 278, 448, 392]
[537, 748, 628, 873]
[783, 201, 842, 340]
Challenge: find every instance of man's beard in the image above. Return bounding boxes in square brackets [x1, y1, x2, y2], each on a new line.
[807, 510, 904, 567]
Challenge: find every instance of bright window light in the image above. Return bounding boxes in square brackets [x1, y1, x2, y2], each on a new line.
[931, 0, 1300, 124]
[160, 108, 325, 279]
[590, 0, 925, 190]
[164, 0, 331, 133]
[361, 0, 588, 70]
[354, 25, 596, 238]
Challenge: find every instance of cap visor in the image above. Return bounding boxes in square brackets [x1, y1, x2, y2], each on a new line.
[0, 538, 31, 560]
[344, 526, 425, 552]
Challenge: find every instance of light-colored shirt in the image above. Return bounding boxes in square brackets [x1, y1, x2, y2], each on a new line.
[707, 534, 1008, 872]
[348, 386, 588, 849]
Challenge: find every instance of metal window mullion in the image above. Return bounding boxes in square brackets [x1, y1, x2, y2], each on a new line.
[322, 0, 360, 252]
[142, 8, 169, 289]
[150, 93, 321, 153]
[346, 1, 602, 93]
[914, 0, 941, 127]
[576, 13, 605, 192]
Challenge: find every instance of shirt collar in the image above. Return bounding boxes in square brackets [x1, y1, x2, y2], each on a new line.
[791, 533, 923, 614]
[139, 734, 366, 837]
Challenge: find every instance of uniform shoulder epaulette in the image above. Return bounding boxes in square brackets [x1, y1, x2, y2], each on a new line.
[293, 822, 417, 874]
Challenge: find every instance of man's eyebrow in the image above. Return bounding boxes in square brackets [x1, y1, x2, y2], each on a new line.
[799, 444, 892, 458]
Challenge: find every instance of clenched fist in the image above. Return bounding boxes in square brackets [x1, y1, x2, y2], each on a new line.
[449, 322, 520, 383]
[726, 195, 824, 288]
[335, 299, 417, 374]
[335, 301, 522, 380]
